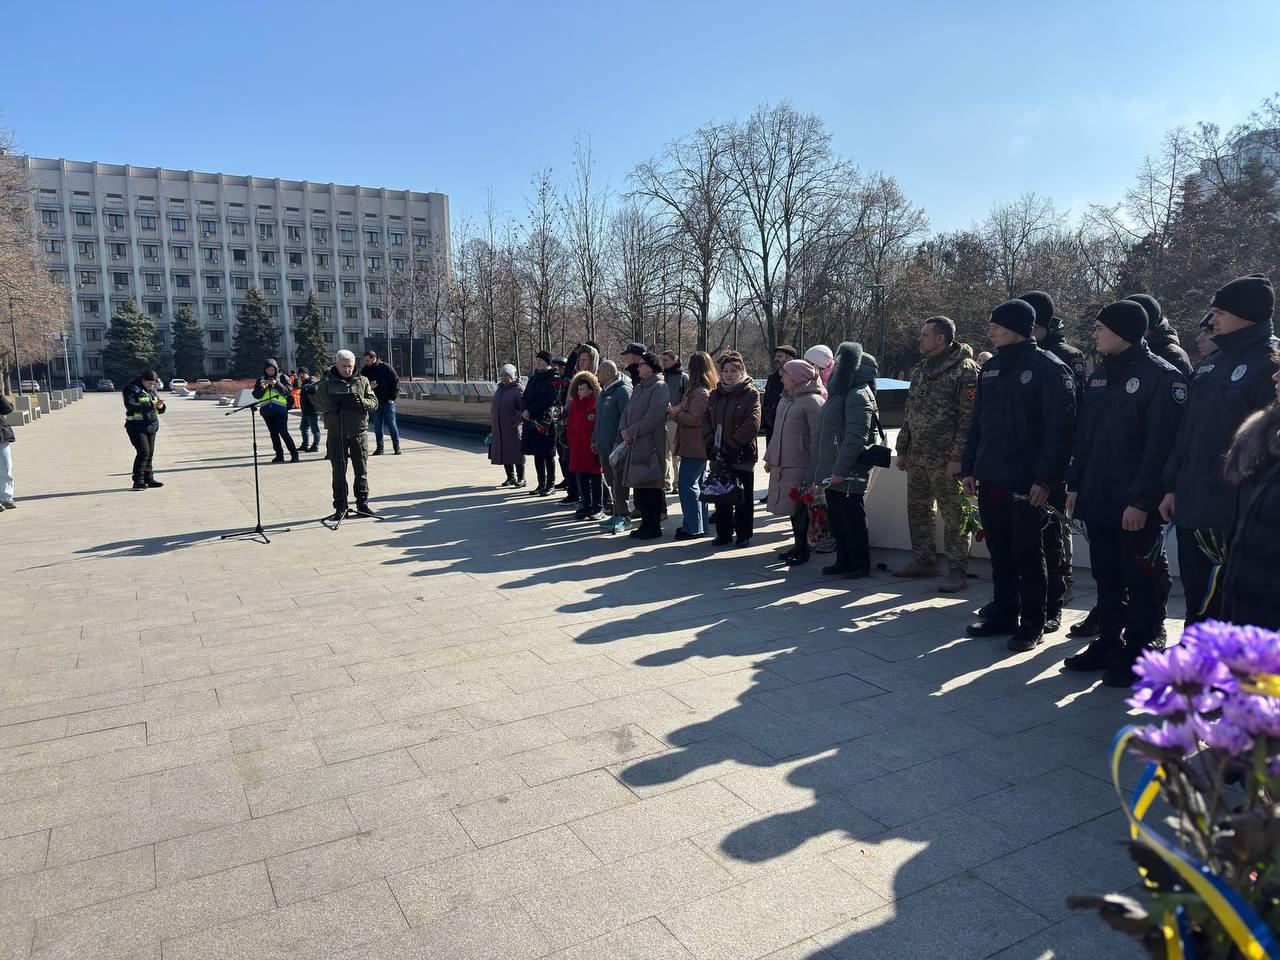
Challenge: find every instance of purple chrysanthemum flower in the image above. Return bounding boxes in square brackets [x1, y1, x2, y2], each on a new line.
[1191, 621, 1280, 677]
[1135, 720, 1201, 757]
[1196, 715, 1255, 756]
[1128, 644, 1235, 717]
[1221, 694, 1280, 740]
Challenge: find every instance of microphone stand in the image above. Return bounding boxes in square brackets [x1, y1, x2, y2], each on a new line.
[221, 396, 293, 544]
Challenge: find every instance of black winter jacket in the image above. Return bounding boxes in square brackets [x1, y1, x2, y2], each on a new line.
[0, 393, 14, 444]
[1146, 321, 1193, 376]
[1038, 327, 1088, 405]
[362, 361, 400, 406]
[761, 372, 784, 436]
[1163, 320, 1279, 532]
[1220, 405, 1280, 629]
[300, 379, 319, 415]
[519, 369, 558, 456]
[1066, 343, 1186, 523]
[961, 339, 1076, 493]
[122, 380, 165, 434]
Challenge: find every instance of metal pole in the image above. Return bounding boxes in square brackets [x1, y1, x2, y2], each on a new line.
[62, 332, 71, 389]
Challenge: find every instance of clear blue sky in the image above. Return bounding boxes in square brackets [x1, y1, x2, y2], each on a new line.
[4, 0, 1278, 234]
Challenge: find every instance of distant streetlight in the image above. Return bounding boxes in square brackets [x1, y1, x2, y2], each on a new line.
[867, 283, 887, 361]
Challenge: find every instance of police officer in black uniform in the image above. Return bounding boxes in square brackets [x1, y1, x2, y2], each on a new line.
[1160, 274, 1280, 624]
[962, 299, 1076, 652]
[1126, 293, 1193, 376]
[1022, 290, 1086, 630]
[1063, 301, 1186, 686]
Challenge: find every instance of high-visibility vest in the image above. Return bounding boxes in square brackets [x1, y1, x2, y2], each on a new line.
[261, 380, 289, 409]
[125, 387, 154, 422]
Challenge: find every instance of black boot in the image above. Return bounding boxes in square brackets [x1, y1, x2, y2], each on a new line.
[354, 502, 377, 517]
[1103, 636, 1151, 688]
[132, 480, 147, 491]
[144, 476, 164, 488]
[1044, 609, 1062, 633]
[1067, 607, 1101, 638]
[967, 617, 1019, 637]
[1007, 627, 1044, 652]
[1063, 637, 1120, 673]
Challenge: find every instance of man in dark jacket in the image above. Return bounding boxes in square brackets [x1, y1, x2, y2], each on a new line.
[961, 299, 1076, 652]
[313, 350, 379, 520]
[122, 370, 167, 490]
[1127, 293, 1193, 376]
[251, 358, 298, 463]
[1064, 301, 1186, 686]
[297, 367, 321, 453]
[620, 341, 645, 386]
[361, 351, 400, 455]
[1160, 274, 1280, 624]
[1022, 290, 1085, 627]
[520, 351, 559, 495]
[761, 345, 799, 443]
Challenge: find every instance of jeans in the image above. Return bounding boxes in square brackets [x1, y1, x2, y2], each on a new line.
[299, 411, 321, 448]
[372, 402, 400, 452]
[260, 407, 297, 458]
[677, 457, 709, 534]
[127, 428, 156, 483]
[978, 484, 1048, 631]
[0, 440, 12, 503]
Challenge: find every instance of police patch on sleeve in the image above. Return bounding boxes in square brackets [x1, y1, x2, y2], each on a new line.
[965, 383, 976, 402]
[1125, 377, 1140, 394]
[1172, 381, 1187, 404]
[1019, 370, 1033, 384]
[1232, 364, 1248, 382]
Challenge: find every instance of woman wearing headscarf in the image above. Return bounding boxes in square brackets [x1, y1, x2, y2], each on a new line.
[670, 351, 717, 539]
[619, 352, 669, 539]
[122, 369, 167, 491]
[765, 359, 825, 564]
[490, 364, 525, 487]
[703, 351, 762, 547]
[1219, 356, 1280, 629]
[520, 350, 559, 496]
[567, 370, 604, 519]
[808, 342, 879, 579]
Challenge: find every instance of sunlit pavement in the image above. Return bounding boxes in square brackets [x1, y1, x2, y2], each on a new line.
[0, 393, 1158, 959]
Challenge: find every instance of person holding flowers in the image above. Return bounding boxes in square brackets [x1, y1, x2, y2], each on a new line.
[764, 358, 825, 564]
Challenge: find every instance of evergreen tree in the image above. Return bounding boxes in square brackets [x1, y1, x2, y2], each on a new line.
[170, 305, 206, 380]
[153, 325, 175, 385]
[293, 292, 329, 374]
[230, 286, 280, 377]
[101, 299, 159, 385]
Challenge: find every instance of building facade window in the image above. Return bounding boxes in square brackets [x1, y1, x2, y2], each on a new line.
[110, 242, 127, 259]
[75, 211, 93, 227]
[230, 221, 245, 237]
[263, 277, 278, 293]
[232, 248, 247, 264]
[77, 241, 95, 259]
[172, 246, 189, 261]
[200, 220, 217, 236]
[313, 227, 328, 243]
[41, 209, 60, 226]
[205, 276, 221, 292]
[316, 254, 330, 269]
[260, 251, 275, 266]
[45, 239, 62, 254]
[142, 244, 159, 261]
[287, 225, 302, 243]
[339, 228, 354, 244]
[107, 213, 125, 231]
[175, 274, 191, 288]
[288, 252, 303, 268]
[259, 224, 273, 241]
[171, 217, 187, 232]
[83, 299, 101, 316]
[209, 329, 225, 343]
[140, 215, 157, 230]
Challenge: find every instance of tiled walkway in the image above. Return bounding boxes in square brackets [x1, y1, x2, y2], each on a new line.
[0, 393, 1160, 959]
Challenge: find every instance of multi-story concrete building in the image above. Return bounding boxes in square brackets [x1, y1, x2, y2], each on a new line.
[24, 157, 450, 380]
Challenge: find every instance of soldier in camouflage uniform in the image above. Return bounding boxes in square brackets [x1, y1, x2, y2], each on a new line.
[894, 316, 980, 592]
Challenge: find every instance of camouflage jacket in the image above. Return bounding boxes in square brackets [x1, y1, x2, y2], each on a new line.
[896, 342, 979, 462]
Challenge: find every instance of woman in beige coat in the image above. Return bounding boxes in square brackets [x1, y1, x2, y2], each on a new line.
[619, 351, 669, 540]
[764, 359, 825, 564]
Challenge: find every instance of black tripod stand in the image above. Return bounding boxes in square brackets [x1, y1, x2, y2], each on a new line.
[221, 397, 293, 544]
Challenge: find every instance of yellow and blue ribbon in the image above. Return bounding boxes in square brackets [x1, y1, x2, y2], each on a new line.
[1110, 726, 1278, 959]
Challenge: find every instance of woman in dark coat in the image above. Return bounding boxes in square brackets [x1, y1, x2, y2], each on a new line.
[490, 364, 525, 487]
[807, 342, 879, 578]
[1220, 362, 1280, 629]
[520, 350, 559, 496]
[702, 351, 762, 547]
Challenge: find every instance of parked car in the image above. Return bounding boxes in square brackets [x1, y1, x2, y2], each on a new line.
[169, 378, 188, 392]
[19, 380, 40, 392]
[95, 379, 115, 391]
[195, 379, 211, 385]
[68, 380, 86, 390]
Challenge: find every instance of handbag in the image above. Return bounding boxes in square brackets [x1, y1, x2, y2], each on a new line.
[608, 440, 629, 470]
[700, 463, 744, 507]
[856, 407, 891, 469]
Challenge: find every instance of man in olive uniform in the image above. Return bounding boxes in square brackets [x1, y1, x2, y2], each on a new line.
[1160, 274, 1279, 623]
[313, 349, 379, 521]
[893, 316, 979, 592]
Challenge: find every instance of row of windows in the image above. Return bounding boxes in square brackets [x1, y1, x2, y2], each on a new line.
[77, 294, 380, 326]
[40, 208, 425, 248]
[47, 237, 414, 274]
[43, 190, 429, 224]
[67, 267, 383, 297]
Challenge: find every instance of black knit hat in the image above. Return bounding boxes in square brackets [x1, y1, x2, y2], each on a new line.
[535, 349, 553, 364]
[990, 299, 1037, 338]
[639, 351, 662, 372]
[1126, 293, 1162, 331]
[775, 344, 798, 358]
[1018, 291, 1055, 329]
[1210, 274, 1274, 325]
[1096, 301, 1148, 345]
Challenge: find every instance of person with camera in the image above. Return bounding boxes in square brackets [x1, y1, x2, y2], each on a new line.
[313, 350, 379, 521]
[807, 342, 879, 578]
[252, 358, 299, 463]
[122, 369, 167, 491]
[702, 351, 762, 547]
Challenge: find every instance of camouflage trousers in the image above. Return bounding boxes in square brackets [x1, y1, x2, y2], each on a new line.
[906, 458, 971, 573]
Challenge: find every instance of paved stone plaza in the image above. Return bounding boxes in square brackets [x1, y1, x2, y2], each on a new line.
[0, 394, 1163, 959]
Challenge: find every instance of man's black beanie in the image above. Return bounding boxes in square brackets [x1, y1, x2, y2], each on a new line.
[1018, 290, 1055, 329]
[990, 299, 1037, 339]
[1096, 301, 1149, 345]
[1210, 274, 1274, 325]
[1126, 293, 1162, 331]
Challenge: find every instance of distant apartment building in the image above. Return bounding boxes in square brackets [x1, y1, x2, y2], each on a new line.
[24, 157, 450, 379]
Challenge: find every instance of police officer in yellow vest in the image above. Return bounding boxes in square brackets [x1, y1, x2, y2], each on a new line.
[252, 358, 299, 463]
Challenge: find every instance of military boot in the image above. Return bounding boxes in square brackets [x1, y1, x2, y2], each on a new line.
[1063, 636, 1120, 672]
[892, 560, 936, 579]
[938, 568, 968, 593]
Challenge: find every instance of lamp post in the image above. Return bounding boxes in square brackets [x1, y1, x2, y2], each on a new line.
[6, 292, 21, 397]
[868, 283, 887, 362]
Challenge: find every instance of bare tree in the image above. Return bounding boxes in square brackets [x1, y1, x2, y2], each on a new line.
[608, 203, 666, 342]
[982, 192, 1065, 297]
[563, 138, 609, 344]
[519, 168, 569, 352]
[631, 123, 734, 350]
